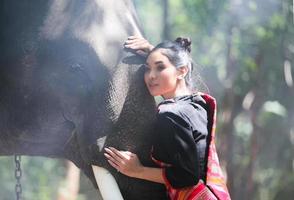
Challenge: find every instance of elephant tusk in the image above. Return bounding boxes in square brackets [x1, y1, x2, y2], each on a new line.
[91, 165, 124, 200]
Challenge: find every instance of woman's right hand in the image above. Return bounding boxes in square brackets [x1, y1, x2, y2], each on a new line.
[104, 147, 144, 178]
[124, 36, 154, 56]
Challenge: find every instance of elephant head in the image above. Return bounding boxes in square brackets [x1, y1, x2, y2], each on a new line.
[0, 0, 167, 199]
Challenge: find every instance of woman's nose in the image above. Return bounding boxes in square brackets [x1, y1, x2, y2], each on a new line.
[148, 70, 156, 79]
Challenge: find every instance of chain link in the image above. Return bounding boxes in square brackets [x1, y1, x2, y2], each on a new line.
[14, 155, 22, 200]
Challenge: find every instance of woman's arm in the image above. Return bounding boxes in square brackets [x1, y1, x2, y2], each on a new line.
[104, 147, 165, 184]
[152, 110, 207, 189]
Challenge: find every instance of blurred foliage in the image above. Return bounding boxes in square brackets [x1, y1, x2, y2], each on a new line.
[0, 156, 65, 200]
[0, 0, 293, 199]
[0, 157, 98, 200]
[134, 0, 294, 199]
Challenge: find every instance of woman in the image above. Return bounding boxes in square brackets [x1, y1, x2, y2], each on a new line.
[104, 36, 230, 200]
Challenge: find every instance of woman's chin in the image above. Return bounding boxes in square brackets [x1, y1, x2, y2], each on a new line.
[148, 90, 160, 97]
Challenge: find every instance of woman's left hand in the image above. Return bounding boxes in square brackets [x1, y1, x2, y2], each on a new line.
[104, 147, 144, 178]
[124, 36, 154, 57]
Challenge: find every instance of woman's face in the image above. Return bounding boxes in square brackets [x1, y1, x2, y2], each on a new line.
[144, 50, 180, 99]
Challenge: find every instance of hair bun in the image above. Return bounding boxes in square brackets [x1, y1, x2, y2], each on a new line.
[175, 37, 192, 53]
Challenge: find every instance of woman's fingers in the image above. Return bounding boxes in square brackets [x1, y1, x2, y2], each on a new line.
[104, 147, 132, 165]
[124, 37, 138, 44]
[104, 148, 123, 166]
[104, 147, 142, 177]
[125, 36, 143, 45]
[108, 147, 122, 157]
[105, 147, 124, 160]
[107, 157, 120, 170]
[125, 42, 147, 50]
[125, 36, 150, 48]
[127, 35, 142, 40]
[125, 37, 146, 44]
[125, 42, 148, 50]
[104, 149, 126, 173]
[104, 152, 122, 168]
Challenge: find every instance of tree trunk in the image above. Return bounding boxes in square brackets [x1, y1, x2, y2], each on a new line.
[244, 49, 265, 199]
[218, 21, 241, 199]
[162, 0, 170, 40]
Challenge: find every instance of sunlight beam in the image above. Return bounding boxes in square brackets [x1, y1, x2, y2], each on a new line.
[284, 60, 293, 87]
[242, 91, 255, 110]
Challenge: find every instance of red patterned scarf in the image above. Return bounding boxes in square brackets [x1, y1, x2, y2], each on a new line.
[201, 93, 231, 200]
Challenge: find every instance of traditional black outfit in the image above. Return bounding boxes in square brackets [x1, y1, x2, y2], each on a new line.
[151, 93, 230, 200]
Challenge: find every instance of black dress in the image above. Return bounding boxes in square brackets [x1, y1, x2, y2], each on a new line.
[151, 94, 208, 189]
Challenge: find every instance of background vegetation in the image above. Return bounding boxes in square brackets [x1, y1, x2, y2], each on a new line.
[133, 0, 294, 199]
[0, 0, 293, 199]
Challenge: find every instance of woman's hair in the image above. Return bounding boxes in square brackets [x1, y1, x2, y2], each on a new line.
[148, 37, 194, 89]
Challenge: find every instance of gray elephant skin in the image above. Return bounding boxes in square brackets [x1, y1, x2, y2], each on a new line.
[0, 0, 167, 199]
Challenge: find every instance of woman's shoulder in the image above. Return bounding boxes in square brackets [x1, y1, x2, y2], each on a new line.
[156, 94, 208, 128]
[158, 93, 207, 114]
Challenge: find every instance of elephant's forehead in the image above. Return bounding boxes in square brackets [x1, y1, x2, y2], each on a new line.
[40, 0, 142, 67]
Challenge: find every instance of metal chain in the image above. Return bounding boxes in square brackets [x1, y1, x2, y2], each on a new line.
[14, 155, 22, 200]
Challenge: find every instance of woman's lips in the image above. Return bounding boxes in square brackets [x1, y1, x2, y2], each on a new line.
[148, 83, 158, 88]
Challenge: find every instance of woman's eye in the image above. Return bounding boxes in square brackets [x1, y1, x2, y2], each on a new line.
[157, 65, 165, 71]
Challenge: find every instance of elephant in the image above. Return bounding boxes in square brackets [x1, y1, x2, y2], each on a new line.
[0, 0, 168, 199]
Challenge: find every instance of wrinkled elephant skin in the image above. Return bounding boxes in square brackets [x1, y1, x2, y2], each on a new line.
[0, 0, 167, 199]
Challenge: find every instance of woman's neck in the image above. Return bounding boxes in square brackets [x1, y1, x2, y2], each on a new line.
[162, 81, 192, 100]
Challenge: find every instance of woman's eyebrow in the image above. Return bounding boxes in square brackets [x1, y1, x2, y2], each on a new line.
[145, 61, 164, 66]
[154, 61, 164, 65]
